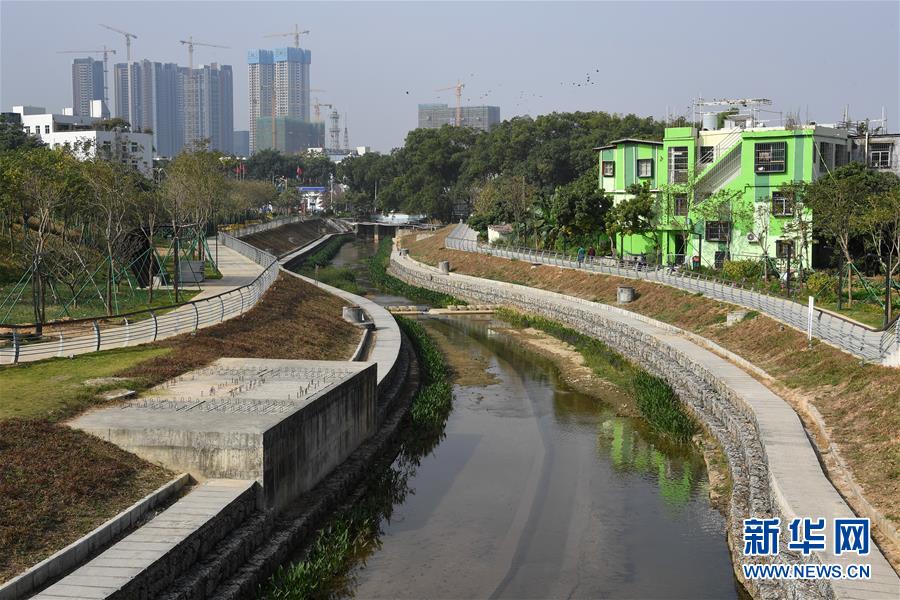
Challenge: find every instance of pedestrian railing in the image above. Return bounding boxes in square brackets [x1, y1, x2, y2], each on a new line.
[0, 232, 278, 365]
[445, 223, 899, 365]
[227, 215, 307, 238]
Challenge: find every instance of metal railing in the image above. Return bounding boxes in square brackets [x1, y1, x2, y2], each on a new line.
[227, 215, 307, 238]
[445, 223, 899, 365]
[0, 233, 279, 365]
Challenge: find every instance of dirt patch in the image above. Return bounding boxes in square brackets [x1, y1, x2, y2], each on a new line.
[117, 273, 359, 385]
[0, 419, 172, 583]
[407, 227, 900, 549]
[240, 219, 337, 256]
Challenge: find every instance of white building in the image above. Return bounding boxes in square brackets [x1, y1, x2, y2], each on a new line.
[12, 105, 153, 176]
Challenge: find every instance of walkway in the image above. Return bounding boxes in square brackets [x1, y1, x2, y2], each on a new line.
[0, 242, 267, 365]
[445, 223, 900, 366]
[31, 480, 256, 600]
[390, 249, 900, 599]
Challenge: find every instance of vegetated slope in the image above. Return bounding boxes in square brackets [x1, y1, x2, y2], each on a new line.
[405, 227, 900, 536]
[0, 273, 360, 583]
[240, 219, 339, 256]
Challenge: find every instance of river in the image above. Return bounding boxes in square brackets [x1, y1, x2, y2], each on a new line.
[311, 238, 741, 598]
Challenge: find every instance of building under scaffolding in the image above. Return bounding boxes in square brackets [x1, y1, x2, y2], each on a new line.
[255, 116, 325, 153]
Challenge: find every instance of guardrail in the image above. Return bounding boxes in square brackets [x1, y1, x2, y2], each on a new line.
[0, 234, 278, 365]
[445, 223, 899, 366]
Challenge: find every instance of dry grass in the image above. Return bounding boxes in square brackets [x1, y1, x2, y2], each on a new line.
[0, 420, 172, 582]
[406, 227, 900, 528]
[239, 219, 337, 257]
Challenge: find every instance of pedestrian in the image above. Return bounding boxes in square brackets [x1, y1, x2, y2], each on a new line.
[587, 246, 596, 264]
[577, 246, 586, 267]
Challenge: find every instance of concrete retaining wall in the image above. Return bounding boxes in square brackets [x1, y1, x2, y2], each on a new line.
[389, 250, 900, 600]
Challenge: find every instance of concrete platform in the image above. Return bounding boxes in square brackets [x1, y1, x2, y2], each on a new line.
[32, 479, 256, 600]
[71, 358, 377, 511]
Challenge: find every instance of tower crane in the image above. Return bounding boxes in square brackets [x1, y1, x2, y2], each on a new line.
[313, 99, 332, 123]
[179, 36, 230, 70]
[99, 24, 137, 61]
[436, 79, 465, 126]
[58, 46, 116, 110]
[265, 25, 309, 48]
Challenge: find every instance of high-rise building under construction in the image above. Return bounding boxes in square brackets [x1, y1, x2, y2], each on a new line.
[247, 47, 311, 154]
[71, 57, 105, 117]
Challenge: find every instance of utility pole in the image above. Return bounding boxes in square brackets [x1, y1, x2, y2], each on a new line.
[886, 251, 893, 328]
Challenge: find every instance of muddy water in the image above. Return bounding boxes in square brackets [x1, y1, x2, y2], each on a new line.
[332, 239, 740, 598]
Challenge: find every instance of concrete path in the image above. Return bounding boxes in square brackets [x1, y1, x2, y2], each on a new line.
[391, 251, 900, 599]
[1, 243, 264, 365]
[31, 480, 255, 600]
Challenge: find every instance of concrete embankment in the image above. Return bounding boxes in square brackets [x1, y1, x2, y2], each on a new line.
[389, 249, 900, 600]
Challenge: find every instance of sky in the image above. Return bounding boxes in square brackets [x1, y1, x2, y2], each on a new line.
[1, 0, 898, 152]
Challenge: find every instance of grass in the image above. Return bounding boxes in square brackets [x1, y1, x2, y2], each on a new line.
[295, 235, 352, 270]
[305, 266, 364, 295]
[0, 419, 172, 582]
[370, 237, 465, 307]
[406, 226, 900, 530]
[0, 346, 170, 421]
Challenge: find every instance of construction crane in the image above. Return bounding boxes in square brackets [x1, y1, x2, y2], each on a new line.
[265, 24, 309, 48]
[313, 99, 332, 123]
[436, 79, 465, 126]
[58, 46, 116, 110]
[329, 110, 341, 150]
[179, 36, 230, 70]
[99, 23, 137, 61]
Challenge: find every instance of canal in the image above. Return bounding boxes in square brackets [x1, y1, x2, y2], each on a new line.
[302, 238, 741, 598]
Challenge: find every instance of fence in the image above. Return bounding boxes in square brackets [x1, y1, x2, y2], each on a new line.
[0, 233, 278, 365]
[226, 215, 307, 238]
[445, 223, 900, 365]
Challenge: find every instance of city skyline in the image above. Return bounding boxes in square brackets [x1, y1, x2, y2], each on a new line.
[2, 1, 898, 152]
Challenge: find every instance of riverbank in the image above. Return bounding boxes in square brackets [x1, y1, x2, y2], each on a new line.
[0, 273, 360, 587]
[403, 226, 900, 570]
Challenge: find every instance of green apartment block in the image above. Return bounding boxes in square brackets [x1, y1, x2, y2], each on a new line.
[597, 122, 850, 270]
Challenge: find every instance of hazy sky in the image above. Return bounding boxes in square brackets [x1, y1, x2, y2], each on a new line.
[2, 1, 898, 151]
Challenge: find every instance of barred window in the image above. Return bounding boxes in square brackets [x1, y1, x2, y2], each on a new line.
[705, 220, 730, 242]
[673, 194, 688, 216]
[668, 146, 689, 183]
[869, 143, 893, 169]
[772, 192, 794, 217]
[699, 145, 715, 164]
[755, 142, 786, 173]
[602, 161, 615, 177]
[776, 239, 794, 259]
[637, 159, 653, 178]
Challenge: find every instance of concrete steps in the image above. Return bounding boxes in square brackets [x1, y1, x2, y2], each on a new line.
[32, 480, 258, 600]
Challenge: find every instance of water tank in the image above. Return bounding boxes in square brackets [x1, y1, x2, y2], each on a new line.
[702, 113, 718, 131]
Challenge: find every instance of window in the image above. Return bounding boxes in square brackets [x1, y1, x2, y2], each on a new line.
[754, 142, 786, 173]
[818, 142, 832, 171]
[776, 239, 795, 259]
[44, 125, 50, 134]
[131, 142, 139, 153]
[714, 251, 729, 270]
[602, 161, 615, 177]
[699, 145, 715, 164]
[705, 220, 730, 242]
[668, 146, 689, 182]
[771, 191, 794, 217]
[24, 126, 30, 133]
[673, 194, 688, 216]
[869, 143, 893, 169]
[637, 159, 653, 178]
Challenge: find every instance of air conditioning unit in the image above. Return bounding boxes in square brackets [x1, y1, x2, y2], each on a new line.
[746, 232, 759, 243]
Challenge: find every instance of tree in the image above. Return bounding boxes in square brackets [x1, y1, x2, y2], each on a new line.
[0, 115, 44, 152]
[607, 182, 656, 258]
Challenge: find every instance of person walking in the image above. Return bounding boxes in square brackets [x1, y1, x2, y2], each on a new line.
[577, 246, 586, 268]
[587, 246, 596, 265]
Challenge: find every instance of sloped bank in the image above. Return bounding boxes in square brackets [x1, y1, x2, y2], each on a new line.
[389, 249, 900, 600]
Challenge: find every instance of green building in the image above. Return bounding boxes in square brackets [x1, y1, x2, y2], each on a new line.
[597, 117, 850, 270]
[255, 117, 325, 154]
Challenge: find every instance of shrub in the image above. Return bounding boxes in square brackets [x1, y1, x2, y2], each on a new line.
[722, 259, 762, 282]
[805, 271, 836, 300]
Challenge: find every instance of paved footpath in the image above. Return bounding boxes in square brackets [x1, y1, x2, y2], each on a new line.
[0, 242, 264, 364]
[391, 251, 900, 599]
[31, 480, 255, 600]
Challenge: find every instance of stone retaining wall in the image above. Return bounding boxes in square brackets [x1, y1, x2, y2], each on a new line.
[389, 251, 831, 600]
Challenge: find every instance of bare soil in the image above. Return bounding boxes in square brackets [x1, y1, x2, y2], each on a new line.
[239, 219, 338, 257]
